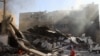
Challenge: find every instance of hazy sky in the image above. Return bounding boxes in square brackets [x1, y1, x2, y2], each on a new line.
[0, 0, 100, 26]
[11, 0, 99, 12]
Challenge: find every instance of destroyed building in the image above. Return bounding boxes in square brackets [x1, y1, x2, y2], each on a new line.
[0, 0, 100, 56]
[55, 3, 99, 40]
[19, 11, 53, 31]
[19, 3, 99, 43]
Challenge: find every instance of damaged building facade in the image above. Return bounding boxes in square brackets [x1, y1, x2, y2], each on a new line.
[19, 3, 100, 43]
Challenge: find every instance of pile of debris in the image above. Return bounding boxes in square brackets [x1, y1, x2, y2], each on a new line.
[0, 16, 99, 56]
[22, 25, 90, 54]
[0, 16, 73, 56]
[23, 25, 68, 53]
[0, 16, 48, 56]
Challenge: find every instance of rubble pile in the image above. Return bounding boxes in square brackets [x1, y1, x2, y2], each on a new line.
[0, 16, 99, 56]
[22, 25, 93, 54]
[23, 26, 68, 53]
[0, 16, 47, 56]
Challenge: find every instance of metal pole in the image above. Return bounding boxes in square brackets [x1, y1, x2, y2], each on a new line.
[3, 0, 6, 20]
[1, 0, 6, 34]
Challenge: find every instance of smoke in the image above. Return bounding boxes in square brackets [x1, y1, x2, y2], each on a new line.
[75, 0, 83, 10]
[7, 0, 35, 13]
[53, 3, 99, 36]
[70, 4, 98, 36]
[6, 0, 35, 27]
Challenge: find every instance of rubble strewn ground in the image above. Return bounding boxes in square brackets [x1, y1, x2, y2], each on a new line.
[0, 24, 100, 56]
[22, 26, 100, 56]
